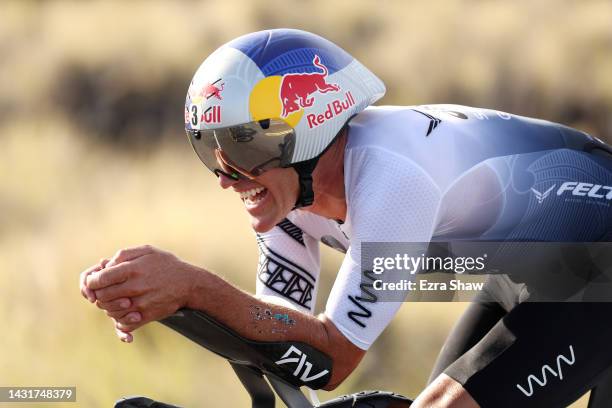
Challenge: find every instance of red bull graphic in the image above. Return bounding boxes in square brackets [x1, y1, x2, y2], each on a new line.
[200, 79, 225, 100]
[279, 55, 340, 118]
[249, 56, 352, 130]
[306, 91, 355, 128]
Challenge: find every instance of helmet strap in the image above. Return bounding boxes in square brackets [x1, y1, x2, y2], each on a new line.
[290, 123, 351, 209]
[292, 157, 321, 209]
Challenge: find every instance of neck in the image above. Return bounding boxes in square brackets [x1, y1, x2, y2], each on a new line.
[304, 129, 347, 221]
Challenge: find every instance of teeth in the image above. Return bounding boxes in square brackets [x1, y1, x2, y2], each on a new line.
[240, 187, 265, 200]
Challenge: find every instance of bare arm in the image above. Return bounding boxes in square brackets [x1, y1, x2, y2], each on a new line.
[84, 246, 364, 390]
[183, 262, 365, 390]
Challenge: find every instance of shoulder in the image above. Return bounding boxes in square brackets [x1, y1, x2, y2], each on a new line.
[344, 105, 464, 161]
[346, 105, 420, 144]
[344, 106, 429, 177]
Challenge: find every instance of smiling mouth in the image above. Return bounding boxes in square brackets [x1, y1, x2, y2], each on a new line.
[240, 186, 268, 205]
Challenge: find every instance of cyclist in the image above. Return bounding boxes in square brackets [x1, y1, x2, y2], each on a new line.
[80, 29, 612, 407]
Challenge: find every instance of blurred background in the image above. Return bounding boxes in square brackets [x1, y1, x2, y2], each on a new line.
[1, 0, 611, 407]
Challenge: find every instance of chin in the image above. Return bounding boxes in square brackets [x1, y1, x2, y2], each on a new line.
[248, 197, 293, 233]
[250, 216, 277, 234]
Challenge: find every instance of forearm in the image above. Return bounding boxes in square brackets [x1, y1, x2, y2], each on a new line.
[182, 262, 363, 389]
[184, 262, 319, 343]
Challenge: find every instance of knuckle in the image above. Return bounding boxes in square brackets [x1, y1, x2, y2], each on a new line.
[128, 262, 142, 278]
[118, 298, 131, 309]
[111, 298, 129, 311]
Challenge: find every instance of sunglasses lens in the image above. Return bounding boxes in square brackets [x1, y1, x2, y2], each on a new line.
[186, 119, 295, 178]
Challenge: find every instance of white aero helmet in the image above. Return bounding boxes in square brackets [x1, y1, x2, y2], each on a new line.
[185, 28, 385, 206]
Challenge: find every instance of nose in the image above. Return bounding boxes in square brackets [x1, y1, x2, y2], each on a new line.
[218, 173, 239, 189]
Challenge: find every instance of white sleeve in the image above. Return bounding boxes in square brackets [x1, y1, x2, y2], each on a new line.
[255, 217, 321, 314]
[324, 146, 441, 350]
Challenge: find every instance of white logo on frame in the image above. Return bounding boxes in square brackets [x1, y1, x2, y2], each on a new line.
[275, 345, 329, 383]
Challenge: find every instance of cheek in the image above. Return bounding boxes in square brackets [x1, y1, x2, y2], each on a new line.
[267, 186, 291, 215]
[258, 170, 298, 211]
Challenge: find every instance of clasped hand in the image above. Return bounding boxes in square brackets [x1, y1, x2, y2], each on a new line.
[79, 245, 195, 342]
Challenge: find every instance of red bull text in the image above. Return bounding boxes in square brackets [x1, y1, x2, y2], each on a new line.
[306, 91, 355, 129]
[201, 106, 222, 124]
[185, 105, 222, 127]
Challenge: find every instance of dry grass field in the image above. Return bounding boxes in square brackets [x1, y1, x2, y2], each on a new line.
[1, 1, 609, 406]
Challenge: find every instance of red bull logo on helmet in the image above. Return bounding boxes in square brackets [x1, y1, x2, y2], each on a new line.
[249, 55, 351, 130]
[279, 55, 340, 117]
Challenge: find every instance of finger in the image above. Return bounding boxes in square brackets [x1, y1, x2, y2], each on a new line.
[94, 281, 141, 302]
[116, 311, 142, 325]
[80, 260, 108, 302]
[106, 309, 131, 319]
[86, 262, 134, 290]
[115, 327, 133, 343]
[117, 330, 134, 342]
[81, 281, 96, 303]
[107, 245, 155, 268]
[96, 297, 132, 312]
[115, 317, 143, 333]
[80, 264, 102, 301]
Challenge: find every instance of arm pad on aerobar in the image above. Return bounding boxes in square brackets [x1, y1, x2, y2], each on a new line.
[160, 309, 333, 389]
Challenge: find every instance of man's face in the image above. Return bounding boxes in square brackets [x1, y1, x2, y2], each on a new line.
[217, 162, 299, 233]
